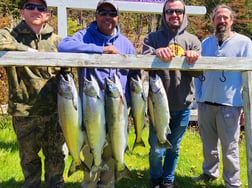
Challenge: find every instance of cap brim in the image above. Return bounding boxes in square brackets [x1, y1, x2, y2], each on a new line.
[97, 2, 117, 11]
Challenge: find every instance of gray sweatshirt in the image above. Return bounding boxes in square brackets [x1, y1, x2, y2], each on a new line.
[142, 1, 201, 111]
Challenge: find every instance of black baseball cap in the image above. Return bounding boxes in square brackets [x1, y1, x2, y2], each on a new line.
[96, 0, 118, 11]
[21, 0, 47, 8]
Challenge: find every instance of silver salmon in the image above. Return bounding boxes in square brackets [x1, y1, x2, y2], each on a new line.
[105, 74, 131, 180]
[57, 73, 89, 177]
[83, 75, 109, 174]
[130, 75, 146, 150]
[149, 74, 172, 149]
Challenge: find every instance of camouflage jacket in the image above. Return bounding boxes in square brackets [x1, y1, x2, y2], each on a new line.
[0, 20, 61, 116]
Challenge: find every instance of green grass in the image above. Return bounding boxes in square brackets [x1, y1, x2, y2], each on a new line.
[0, 116, 248, 188]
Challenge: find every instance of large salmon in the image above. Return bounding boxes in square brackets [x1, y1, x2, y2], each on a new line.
[130, 75, 146, 150]
[57, 73, 89, 177]
[83, 75, 109, 174]
[105, 74, 130, 180]
[148, 74, 172, 149]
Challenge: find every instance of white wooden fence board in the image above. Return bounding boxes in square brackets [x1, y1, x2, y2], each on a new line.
[0, 52, 251, 71]
[242, 71, 252, 187]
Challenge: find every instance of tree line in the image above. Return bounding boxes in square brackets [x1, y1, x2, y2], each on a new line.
[1, 0, 252, 42]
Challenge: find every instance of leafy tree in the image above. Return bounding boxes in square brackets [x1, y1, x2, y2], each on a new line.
[67, 18, 83, 36]
[0, 0, 20, 18]
[228, 0, 252, 38]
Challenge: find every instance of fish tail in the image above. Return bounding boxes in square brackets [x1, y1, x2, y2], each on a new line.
[132, 138, 145, 151]
[82, 161, 91, 172]
[67, 160, 90, 177]
[115, 165, 131, 181]
[90, 161, 110, 175]
[67, 160, 78, 177]
[101, 161, 110, 172]
[155, 140, 173, 149]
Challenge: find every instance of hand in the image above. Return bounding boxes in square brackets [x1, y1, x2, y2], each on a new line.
[184, 50, 200, 65]
[103, 46, 119, 54]
[155, 47, 175, 62]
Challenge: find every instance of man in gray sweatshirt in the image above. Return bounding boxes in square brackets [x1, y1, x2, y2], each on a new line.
[142, 0, 201, 187]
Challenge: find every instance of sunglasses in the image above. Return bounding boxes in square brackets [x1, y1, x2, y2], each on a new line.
[96, 9, 118, 17]
[23, 3, 47, 12]
[165, 9, 184, 15]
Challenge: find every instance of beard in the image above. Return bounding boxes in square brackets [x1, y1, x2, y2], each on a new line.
[167, 18, 182, 32]
[215, 24, 229, 42]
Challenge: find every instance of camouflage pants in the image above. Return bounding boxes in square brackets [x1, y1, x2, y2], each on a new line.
[12, 114, 65, 188]
[81, 137, 115, 188]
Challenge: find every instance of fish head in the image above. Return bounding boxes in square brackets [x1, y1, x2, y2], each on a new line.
[84, 75, 104, 100]
[105, 77, 121, 98]
[113, 74, 124, 94]
[130, 75, 142, 93]
[58, 73, 79, 110]
[83, 76, 97, 96]
[58, 74, 75, 99]
[149, 74, 163, 93]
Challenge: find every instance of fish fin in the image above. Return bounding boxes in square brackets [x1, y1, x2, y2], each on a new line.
[82, 161, 91, 172]
[79, 141, 88, 162]
[132, 139, 145, 151]
[155, 140, 173, 149]
[89, 170, 98, 182]
[105, 123, 109, 136]
[80, 121, 84, 131]
[90, 161, 110, 175]
[124, 145, 130, 154]
[68, 159, 90, 177]
[115, 165, 131, 181]
[166, 127, 171, 134]
[72, 99, 78, 111]
[143, 120, 147, 129]
[71, 80, 78, 110]
[79, 147, 84, 162]
[89, 161, 108, 181]
[103, 139, 109, 149]
[101, 161, 110, 171]
[67, 160, 76, 177]
[82, 130, 89, 146]
[142, 93, 147, 103]
[82, 148, 94, 170]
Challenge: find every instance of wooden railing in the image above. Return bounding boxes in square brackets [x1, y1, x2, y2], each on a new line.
[1, 51, 252, 187]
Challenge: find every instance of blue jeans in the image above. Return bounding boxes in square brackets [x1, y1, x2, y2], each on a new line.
[149, 108, 191, 183]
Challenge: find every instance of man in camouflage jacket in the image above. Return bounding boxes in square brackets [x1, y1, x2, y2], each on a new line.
[0, 0, 65, 187]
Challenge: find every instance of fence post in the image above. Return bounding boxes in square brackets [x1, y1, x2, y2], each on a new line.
[242, 71, 252, 188]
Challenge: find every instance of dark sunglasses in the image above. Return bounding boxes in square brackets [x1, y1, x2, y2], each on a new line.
[96, 9, 118, 17]
[165, 9, 184, 15]
[23, 3, 47, 12]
